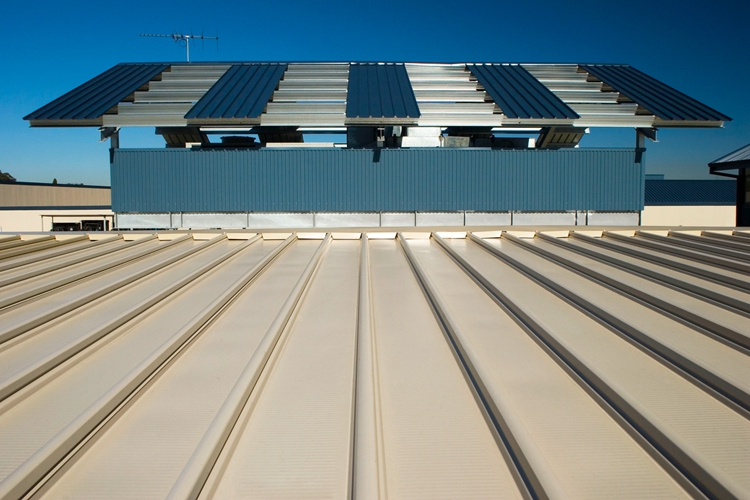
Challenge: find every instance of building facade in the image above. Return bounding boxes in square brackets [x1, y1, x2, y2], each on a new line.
[25, 61, 731, 228]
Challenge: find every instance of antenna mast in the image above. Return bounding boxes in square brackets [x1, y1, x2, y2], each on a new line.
[140, 31, 219, 62]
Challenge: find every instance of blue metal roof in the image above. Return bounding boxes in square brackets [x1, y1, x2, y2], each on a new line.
[346, 63, 420, 119]
[709, 143, 750, 167]
[466, 64, 579, 120]
[580, 65, 731, 122]
[185, 63, 287, 120]
[24, 64, 169, 121]
[644, 179, 735, 205]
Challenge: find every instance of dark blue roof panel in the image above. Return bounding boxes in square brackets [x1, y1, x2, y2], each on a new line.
[710, 143, 750, 167]
[185, 63, 287, 120]
[24, 64, 169, 121]
[645, 179, 735, 205]
[346, 63, 420, 119]
[580, 65, 731, 122]
[466, 64, 579, 120]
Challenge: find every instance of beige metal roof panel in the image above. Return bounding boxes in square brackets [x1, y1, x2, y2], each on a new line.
[0, 238, 249, 401]
[0, 236, 123, 286]
[205, 240, 361, 499]
[404, 237, 690, 499]
[552, 233, 750, 313]
[0, 228, 747, 498]
[446, 236, 750, 499]
[0, 238, 286, 490]
[363, 239, 524, 499]
[574, 232, 750, 290]
[35, 240, 318, 499]
[494, 235, 750, 405]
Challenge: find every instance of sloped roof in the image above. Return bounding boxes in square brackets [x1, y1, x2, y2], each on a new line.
[24, 64, 169, 123]
[467, 63, 578, 119]
[580, 64, 731, 122]
[185, 63, 288, 120]
[24, 62, 731, 129]
[0, 228, 748, 498]
[710, 142, 750, 169]
[346, 63, 420, 120]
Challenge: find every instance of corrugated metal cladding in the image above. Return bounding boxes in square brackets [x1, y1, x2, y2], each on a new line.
[579, 65, 732, 122]
[346, 63, 420, 119]
[185, 63, 287, 120]
[0, 228, 748, 499]
[466, 64, 579, 119]
[645, 179, 735, 205]
[111, 148, 643, 213]
[24, 64, 169, 121]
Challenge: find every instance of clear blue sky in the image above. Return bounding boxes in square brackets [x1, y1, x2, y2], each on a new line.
[2, 0, 748, 185]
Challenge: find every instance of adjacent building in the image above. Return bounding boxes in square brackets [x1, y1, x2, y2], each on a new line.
[709, 143, 750, 226]
[0, 181, 112, 232]
[24, 61, 731, 229]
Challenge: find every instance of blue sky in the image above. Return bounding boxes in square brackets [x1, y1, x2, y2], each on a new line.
[2, 0, 748, 185]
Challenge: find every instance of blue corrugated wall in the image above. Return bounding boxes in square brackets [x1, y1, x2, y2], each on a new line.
[111, 148, 644, 212]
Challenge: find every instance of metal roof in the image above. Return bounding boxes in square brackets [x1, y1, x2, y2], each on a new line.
[346, 63, 420, 120]
[466, 64, 579, 119]
[0, 228, 748, 499]
[579, 64, 732, 122]
[185, 63, 287, 120]
[645, 179, 736, 205]
[710, 142, 750, 168]
[24, 63, 169, 122]
[25, 62, 729, 130]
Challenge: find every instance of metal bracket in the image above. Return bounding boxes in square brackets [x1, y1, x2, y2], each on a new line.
[636, 127, 658, 142]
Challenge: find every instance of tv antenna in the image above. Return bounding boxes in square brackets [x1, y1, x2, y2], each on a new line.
[140, 31, 219, 62]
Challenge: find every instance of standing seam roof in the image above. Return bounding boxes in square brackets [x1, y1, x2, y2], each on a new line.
[0, 229, 748, 498]
[23, 64, 169, 121]
[466, 64, 579, 119]
[579, 64, 731, 122]
[185, 63, 287, 120]
[346, 63, 420, 119]
[710, 143, 750, 166]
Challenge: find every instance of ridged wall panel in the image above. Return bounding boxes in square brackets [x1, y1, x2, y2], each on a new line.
[111, 148, 644, 212]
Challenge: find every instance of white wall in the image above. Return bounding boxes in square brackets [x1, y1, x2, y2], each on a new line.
[641, 205, 735, 227]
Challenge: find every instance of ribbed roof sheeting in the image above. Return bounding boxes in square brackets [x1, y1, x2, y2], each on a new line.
[0, 229, 749, 499]
[466, 64, 579, 119]
[24, 64, 169, 121]
[645, 179, 735, 205]
[346, 63, 420, 119]
[185, 63, 287, 120]
[710, 143, 750, 167]
[580, 64, 732, 122]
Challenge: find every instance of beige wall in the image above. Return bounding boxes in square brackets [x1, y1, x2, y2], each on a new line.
[641, 205, 735, 227]
[0, 209, 114, 232]
[0, 184, 110, 207]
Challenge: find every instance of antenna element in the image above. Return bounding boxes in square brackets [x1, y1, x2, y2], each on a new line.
[140, 31, 219, 62]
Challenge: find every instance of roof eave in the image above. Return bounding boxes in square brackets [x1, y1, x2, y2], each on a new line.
[27, 118, 104, 127]
[653, 119, 726, 128]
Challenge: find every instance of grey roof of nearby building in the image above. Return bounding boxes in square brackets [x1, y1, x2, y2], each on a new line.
[645, 179, 736, 205]
[346, 63, 420, 120]
[185, 63, 287, 120]
[0, 228, 748, 499]
[24, 64, 169, 122]
[24, 62, 730, 129]
[710, 142, 750, 169]
[580, 64, 732, 122]
[467, 63, 579, 119]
